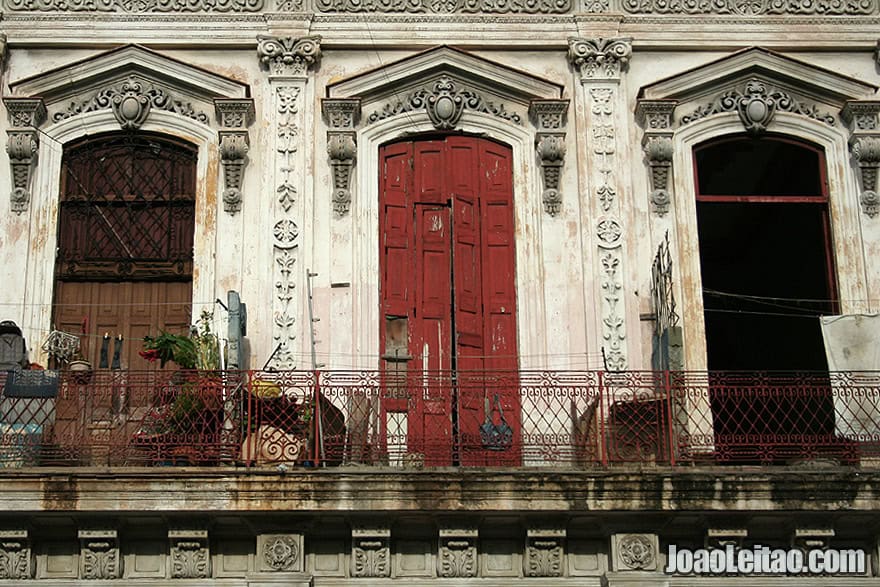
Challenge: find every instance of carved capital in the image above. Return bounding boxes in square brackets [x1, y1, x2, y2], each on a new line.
[612, 533, 658, 571]
[257, 35, 322, 78]
[169, 529, 210, 579]
[351, 527, 390, 578]
[529, 99, 569, 130]
[4, 98, 47, 128]
[535, 132, 565, 216]
[327, 131, 356, 216]
[215, 98, 255, 129]
[323, 98, 362, 130]
[850, 135, 880, 218]
[438, 528, 477, 578]
[219, 130, 249, 215]
[636, 99, 677, 130]
[79, 529, 120, 580]
[0, 530, 32, 580]
[568, 37, 632, 81]
[643, 135, 673, 216]
[525, 528, 565, 577]
[259, 534, 302, 572]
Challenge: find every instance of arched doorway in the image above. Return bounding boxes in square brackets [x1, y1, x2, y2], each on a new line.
[52, 133, 197, 370]
[378, 136, 520, 465]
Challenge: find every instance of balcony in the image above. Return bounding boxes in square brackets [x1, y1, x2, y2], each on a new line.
[0, 369, 878, 469]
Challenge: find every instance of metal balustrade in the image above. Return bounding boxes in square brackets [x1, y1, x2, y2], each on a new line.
[0, 369, 878, 468]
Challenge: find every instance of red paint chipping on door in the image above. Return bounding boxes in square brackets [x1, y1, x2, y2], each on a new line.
[379, 136, 519, 466]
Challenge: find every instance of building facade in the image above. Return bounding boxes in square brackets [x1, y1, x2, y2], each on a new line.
[1, 4, 880, 585]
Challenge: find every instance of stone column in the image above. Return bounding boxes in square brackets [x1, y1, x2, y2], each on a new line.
[568, 37, 632, 372]
[257, 35, 322, 369]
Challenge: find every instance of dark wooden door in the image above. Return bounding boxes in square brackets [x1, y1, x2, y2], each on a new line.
[379, 136, 519, 466]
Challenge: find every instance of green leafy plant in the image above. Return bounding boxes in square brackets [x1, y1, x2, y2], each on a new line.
[140, 311, 220, 370]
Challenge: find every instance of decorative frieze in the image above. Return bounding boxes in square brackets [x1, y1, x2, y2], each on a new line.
[314, 0, 572, 11]
[53, 76, 209, 128]
[680, 78, 836, 131]
[259, 534, 302, 572]
[351, 527, 390, 578]
[79, 529, 121, 580]
[612, 533, 658, 571]
[169, 529, 210, 579]
[4, 97, 46, 215]
[843, 101, 880, 218]
[6, 0, 264, 10]
[531, 99, 569, 216]
[524, 528, 565, 577]
[367, 76, 522, 128]
[257, 35, 322, 78]
[438, 528, 477, 578]
[568, 37, 632, 81]
[622, 0, 873, 15]
[0, 530, 32, 580]
[323, 99, 361, 217]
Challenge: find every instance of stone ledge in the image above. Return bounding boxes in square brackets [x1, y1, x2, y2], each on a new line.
[0, 466, 877, 513]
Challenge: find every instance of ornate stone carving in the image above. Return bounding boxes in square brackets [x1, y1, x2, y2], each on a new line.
[644, 136, 673, 216]
[850, 136, 880, 218]
[323, 98, 362, 217]
[706, 528, 748, 549]
[218, 131, 249, 214]
[793, 528, 835, 550]
[169, 529, 210, 579]
[616, 534, 656, 570]
[7, 0, 263, 11]
[568, 37, 632, 81]
[261, 535, 300, 571]
[215, 98, 255, 129]
[525, 529, 564, 577]
[0, 530, 32, 580]
[368, 76, 522, 127]
[4, 98, 46, 215]
[54, 76, 209, 128]
[257, 35, 322, 77]
[79, 529, 121, 580]
[597, 217, 622, 247]
[601, 250, 626, 370]
[314, 0, 571, 11]
[351, 527, 390, 578]
[621, 0, 872, 14]
[530, 99, 568, 130]
[438, 528, 477, 578]
[681, 78, 835, 131]
[530, 99, 568, 216]
[637, 99, 677, 131]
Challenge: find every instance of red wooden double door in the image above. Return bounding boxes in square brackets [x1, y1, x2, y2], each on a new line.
[380, 136, 520, 465]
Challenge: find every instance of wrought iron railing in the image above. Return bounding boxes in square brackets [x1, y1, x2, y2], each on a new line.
[0, 369, 878, 468]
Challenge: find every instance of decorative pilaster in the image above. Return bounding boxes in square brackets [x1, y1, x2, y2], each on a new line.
[524, 528, 565, 577]
[258, 35, 322, 369]
[322, 98, 361, 216]
[79, 529, 121, 580]
[3, 98, 46, 215]
[438, 527, 477, 578]
[569, 37, 632, 371]
[215, 98, 255, 215]
[169, 528, 211, 579]
[843, 101, 880, 218]
[0, 530, 32, 580]
[636, 100, 677, 217]
[530, 99, 569, 216]
[258, 534, 303, 572]
[351, 526, 390, 578]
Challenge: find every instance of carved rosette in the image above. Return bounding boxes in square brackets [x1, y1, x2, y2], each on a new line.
[79, 529, 121, 580]
[637, 99, 677, 218]
[524, 529, 565, 577]
[215, 99, 254, 215]
[530, 100, 569, 216]
[843, 101, 880, 218]
[568, 37, 632, 81]
[257, 35, 322, 78]
[0, 530, 32, 580]
[614, 534, 657, 571]
[260, 534, 301, 572]
[438, 528, 477, 578]
[351, 527, 390, 578]
[169, 529, 210, 579]
[4, 98, 46, 215]
[323, 99, 362, 217]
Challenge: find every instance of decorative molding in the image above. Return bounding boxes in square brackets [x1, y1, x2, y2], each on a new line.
[79, 529, 121, 580]
[257, 35, 322, 78]
[260, 534, 302, 572]
[636, 99, 676, 217]
[351, 527, 390, 578]
[4, 97, 46, 215]
[530, 99, 568, 216]
[54, 75, 209, 128]
[524, 528, 564, 577]
[600, 250, 626, 371]
[568, 37, 632, 81]
[323, 99, 361, 217]
[613, 534, 657, 571]
[680, 78, 836, 131]
[844, 101, 880, 218]
[215, 98, 255, 129]
[596, 217, 622, 248]
[314, 0, 572, 12]
[169, 529, 210, 579]
[367, 75, 522, 128]
[621, 0, 874, 15]
[438, 528, 477, 578]
[0, 530, 32, 580]
[6, 0, 264, 11]
[215, 99, 254, 215]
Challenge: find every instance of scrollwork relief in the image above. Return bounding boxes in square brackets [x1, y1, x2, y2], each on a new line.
[352, 539, 390, 577]
[621, 0, 874, 15]
[79, 531, 120, 580]
[601, 250, 626, 371]
[4, 98, 46, 215]
[257, 35, 322, 77]
[851, 135, 880, 218]
[170, 540, 210, 579]
[438, 539, 477, 577]
[6, 0, 264, 11]
[219, 131, 249, 214]
[0, 533, 31, 580]
[525, 539, 563, 577]
[568, 37, 632, 81]
[314, 0, 571, 12]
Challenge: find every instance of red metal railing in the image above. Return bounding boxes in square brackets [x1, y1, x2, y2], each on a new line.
[0, 369, 878, 468]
